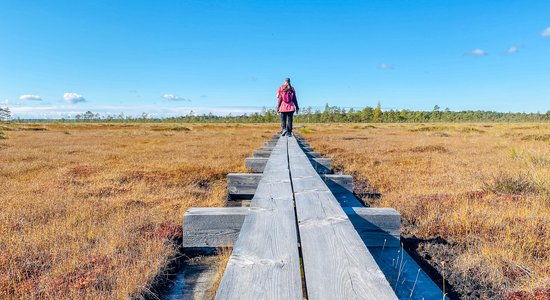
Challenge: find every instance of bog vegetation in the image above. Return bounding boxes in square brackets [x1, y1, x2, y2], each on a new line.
[1, 122, 549, 299]
[0, 123, 276, 299]
[300, 123, 550, 299]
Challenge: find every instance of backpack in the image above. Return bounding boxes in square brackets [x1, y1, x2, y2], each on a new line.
[281, 88, 295, 104]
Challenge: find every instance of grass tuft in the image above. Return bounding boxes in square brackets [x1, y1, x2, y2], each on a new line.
[483, 172, 537, 196]
[521, 134, 550, 142]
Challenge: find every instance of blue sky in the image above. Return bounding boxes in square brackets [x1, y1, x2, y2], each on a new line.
[1, 0, 549, 118]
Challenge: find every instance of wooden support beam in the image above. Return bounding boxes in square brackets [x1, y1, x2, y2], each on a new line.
[227, 173, 263, 199]
[245, 157, 332, 174]
[252, 150, 271, 158]
[183, 207, 400, 249]
[244, 157, 267, 173]
[305, 151, 321, 158]
[344, 207, 400, 247]
[183, 207, 249, 248]
[287, 137, 396, 300]
[309, 157, 332, 174]
[228, 173, 353, 202]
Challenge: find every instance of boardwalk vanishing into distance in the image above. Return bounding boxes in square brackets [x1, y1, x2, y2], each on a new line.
[183, 134, 445, 300]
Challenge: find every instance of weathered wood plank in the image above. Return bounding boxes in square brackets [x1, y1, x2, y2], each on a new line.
[253, 150, 271, 158]
[183, 207, 249, 248]
[227, 173, 262, 199]
[228, 173, 353, 202]
[216, 137, 302, 300]
[309, 157, 332, 174]
[288, 137, 397, 300]
[322, 174, 353, 192]
[182, 207, 400, 249]
[246, 157, 331, 174]
[244, 157, 267, 172]
[305, 151, 321, 158]
[344, 207, 401, 247]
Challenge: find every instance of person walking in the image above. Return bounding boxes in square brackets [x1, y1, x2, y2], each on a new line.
[276, 77, 299, 137]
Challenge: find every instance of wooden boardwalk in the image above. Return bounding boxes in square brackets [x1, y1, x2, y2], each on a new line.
[215, 136, 396, 300]
[183, 134, 445, 300]
[215, 137, 303, 299]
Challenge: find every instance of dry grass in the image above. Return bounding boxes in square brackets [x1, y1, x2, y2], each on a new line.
[205, 247, 232, 300]
[0, 123, 277, 299]
[299, 123, 550, 299]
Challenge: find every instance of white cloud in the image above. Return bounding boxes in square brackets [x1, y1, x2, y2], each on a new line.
[468, 49, 488, 56]
[19, 94, 42, 101]
[542, 27, 550, 37]
[507, 45, 522, 55]
[8, 105, 265, 119]
[1, 99, 9, 104]
[378, 63, 394, 70]
[63, 92, 86, 104]
[163, 93, 190, 101]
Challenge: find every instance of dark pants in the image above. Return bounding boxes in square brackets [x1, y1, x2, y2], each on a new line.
[280, 111, 294, 133]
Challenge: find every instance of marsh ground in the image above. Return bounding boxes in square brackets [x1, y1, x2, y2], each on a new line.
[0, 123, 277, 299]
[1, 122, 549, 299]
[300, 123, 550, 299]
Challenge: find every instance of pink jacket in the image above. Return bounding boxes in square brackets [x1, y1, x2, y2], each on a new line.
[277, 85, 299, 112]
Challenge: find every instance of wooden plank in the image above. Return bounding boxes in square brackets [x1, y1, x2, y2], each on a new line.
[253, 150, 271, 158]
[183, 207, 249, 248]
[344, 207, 401, 247]
[247, 157, 331, 174]
[309, 157, 332, 174]
[227, 173, 262, 199]
[182, 207, 400, 249]
[323, 174, 353, 192]
[228, 173, 352, 200]
[288, 137, 397, 300]
[305, 151, 321, 158]
[216, 137, 303, 300]
[244, 157, 267, 173]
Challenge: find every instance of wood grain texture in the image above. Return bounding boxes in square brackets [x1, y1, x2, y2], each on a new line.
[288, 137, 397, 300]
[244, 157, 267, 173]
[216, 137, 303, 300]
[183, 207, 249, 248]
[305, 151, 321, 158]
[227, 173, 262, 199]
[183, 207, 400, 249]
[253, 150, 272, 158]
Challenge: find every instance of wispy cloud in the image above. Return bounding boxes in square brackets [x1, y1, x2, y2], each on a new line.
[378, 63, 394, 70]
[2, 99, 9, 105]
[248, 76, 258, 81]
[19, 94, 42, 101]
[467, 49, 488, 56]
[163, 93, 190, 101]
[64, 92, 86, 104]
[542, 27, 550, 37]
[9, 105, 264, 119]
[507, 45, 522, 55]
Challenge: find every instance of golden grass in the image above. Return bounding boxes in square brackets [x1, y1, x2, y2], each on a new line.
[2, 121, 549, 299]
[0, 123, 277, 299]
[299, 123, 550, 298]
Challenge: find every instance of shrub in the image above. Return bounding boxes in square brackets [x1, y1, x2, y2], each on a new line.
[483, 172, 537, 195]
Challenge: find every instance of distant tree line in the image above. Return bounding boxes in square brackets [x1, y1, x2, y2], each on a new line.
[5, 103, 550, 123]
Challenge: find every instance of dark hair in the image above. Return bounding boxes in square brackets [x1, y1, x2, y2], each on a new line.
[283, 78, 292, 91]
